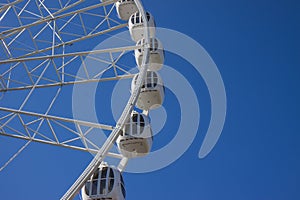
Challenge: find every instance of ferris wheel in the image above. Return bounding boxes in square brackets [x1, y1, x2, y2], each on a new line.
[0, 0, 165, 199]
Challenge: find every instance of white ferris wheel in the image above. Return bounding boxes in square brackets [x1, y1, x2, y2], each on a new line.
[0, 0, 166, 199]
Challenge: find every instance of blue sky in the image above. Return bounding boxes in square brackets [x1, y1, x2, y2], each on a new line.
[0, 0, 300, 199]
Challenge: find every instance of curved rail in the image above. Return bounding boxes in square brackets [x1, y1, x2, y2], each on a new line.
[60, 0, 151, 199]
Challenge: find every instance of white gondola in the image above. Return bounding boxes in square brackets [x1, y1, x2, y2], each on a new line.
[116, 0, 138, 21]
[132, 71, 164, 110]
[81, 164, 126, 200]
[116, 111, 152, 158]
[128, 11, 155, 42]
[135, 37, 164, 71]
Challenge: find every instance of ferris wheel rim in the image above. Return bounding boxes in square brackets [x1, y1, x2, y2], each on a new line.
[60, 0, 151, 198]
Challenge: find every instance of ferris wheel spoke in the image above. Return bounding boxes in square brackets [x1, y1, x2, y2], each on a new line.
[2, 22, 128, 59]
[0, 0, 118, 36]
[0, 105, 126, 161]
[0, 130, 93, 152]
[0, 106, 117, 152]
[0, 45, 139, 92]
[0, 0, 125, 63]
[16, 23, 128, 59]
[0, 45, 140, 64]
[0, 74, 135, 92]
[0, 106, 114, 130]
[0, 0, 22, 11]
[0, 1, 120, 38]
[0, 129, 126, 158]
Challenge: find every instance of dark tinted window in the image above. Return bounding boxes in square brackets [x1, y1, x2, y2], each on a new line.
[140, 115, 145, 127]
[135, 114, 145, 134]
[150, 39, 158, 51]
[126, 113, 145, 135]
[93, 170, 99, 180]
[99, 167, 107, 194]
[132, 12, 151, 24]
[85, 167, 116, 196]
[146, 71, 158, 88]
[109, 168, 114, 179]
[137, 15, 141, 23]
[108, 169, 114, 192]
[92, 180, 98, 195]
[84, 182, 90, 195]
[137, 39, 143, 53]
[101, 167, 108, 178]
[132, 113, 138, 123]
[100, 179, 106, 194]
[146, 12, 151, 21]
[85, 169, 100, 195]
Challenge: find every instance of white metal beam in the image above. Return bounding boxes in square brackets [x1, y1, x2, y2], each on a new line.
[0, 45, 140, 64]
[0, 107, 114, 130]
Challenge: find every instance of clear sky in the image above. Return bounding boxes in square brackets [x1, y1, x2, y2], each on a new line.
[0, 0, 299, 199]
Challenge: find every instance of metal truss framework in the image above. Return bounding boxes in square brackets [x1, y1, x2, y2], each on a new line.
[0, 106, 116, 154]
[0, 0, 136, 93]
[0, 0, 151, 199]
[0, 0, 135, 159]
